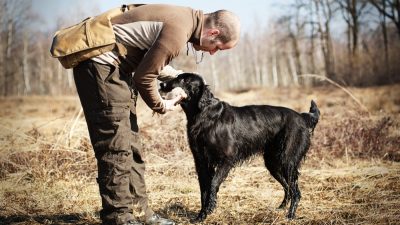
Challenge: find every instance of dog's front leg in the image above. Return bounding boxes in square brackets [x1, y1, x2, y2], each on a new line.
[205, 162, 233, 215]
[191, 157, 214, 223]
[199, 165, 214, 209]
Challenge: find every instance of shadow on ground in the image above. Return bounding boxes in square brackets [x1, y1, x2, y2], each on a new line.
[0, 203, 197, 225]
[0, 213, 99, 225]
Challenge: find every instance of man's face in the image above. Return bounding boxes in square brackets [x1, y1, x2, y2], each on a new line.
[192, 29, 237, 55]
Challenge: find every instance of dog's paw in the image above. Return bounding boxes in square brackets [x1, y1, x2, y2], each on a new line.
[286, 212, 296, 220]
[277, 203, 288, 210]
[276, 206, 286, 211]
[189, 217, 202, 224]
[190, 212, 206, 224]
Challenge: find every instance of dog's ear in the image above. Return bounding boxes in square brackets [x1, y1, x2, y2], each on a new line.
[198, 85, 215, 109]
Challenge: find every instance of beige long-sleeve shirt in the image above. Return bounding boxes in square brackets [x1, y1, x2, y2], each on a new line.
[93, 4, 204, 113]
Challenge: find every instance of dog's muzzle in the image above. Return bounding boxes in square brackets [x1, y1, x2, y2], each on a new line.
[159, 82, 169, 99]
[160, 87, 187, 102]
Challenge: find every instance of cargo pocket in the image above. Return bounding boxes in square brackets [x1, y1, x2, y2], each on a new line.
[91, 62, 113, 107]
[89, 107, 131, 153]
[97, 150, 135, 208]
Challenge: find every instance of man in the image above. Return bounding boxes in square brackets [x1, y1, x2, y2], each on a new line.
[51, 3, 240, 225]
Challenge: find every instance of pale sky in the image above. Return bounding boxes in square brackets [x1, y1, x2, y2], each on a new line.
[32, 0, 291, 33]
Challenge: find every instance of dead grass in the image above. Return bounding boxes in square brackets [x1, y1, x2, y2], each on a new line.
[0, 84, 399, 225]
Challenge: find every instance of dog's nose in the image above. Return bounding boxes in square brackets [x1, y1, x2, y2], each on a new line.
[160, 83, 166, 89]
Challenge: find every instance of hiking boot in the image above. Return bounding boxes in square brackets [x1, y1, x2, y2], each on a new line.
[145, 214, 175, 225]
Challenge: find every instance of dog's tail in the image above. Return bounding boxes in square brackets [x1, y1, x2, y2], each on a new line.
[301, 100, 320, 133]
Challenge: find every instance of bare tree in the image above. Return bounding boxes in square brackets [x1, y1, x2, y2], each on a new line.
[0, 0, 36, 96]
[338, 0, 368, 56]
[0, 1, 5, 96]
[1, 0, 399, 95]
[22, 31, 31, 94]
[314, 0, 337, 79]
[305, 1, 319, 86]
[271, 24, 279, 87]
[5, 17, 14, 96]
[369, 0, 400, 38]
[277, 0, 306, 84]
[336, 0, 368, 84]
[377, 0, 390, 76]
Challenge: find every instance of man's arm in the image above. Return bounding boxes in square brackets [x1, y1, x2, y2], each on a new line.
[133, 27, 187, 114]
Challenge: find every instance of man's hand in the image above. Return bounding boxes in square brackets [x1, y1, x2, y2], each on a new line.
[163, 93, 186, 112]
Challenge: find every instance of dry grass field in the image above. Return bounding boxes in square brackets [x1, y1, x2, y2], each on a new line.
[0, 84, 399, 225]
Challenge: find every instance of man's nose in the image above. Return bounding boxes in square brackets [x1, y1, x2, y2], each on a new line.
[209, 49, 218, 55]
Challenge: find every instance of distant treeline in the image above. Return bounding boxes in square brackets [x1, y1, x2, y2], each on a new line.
[0, 0, 399, 96]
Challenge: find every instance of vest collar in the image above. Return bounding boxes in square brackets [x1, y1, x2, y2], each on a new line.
[189, 10, 203, 46]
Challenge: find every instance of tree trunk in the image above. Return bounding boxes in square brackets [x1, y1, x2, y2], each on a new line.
[271, 24, 279, 87]
[315, 0, 330, 77]
[288, 52, 299, 85]
[397, 0, 400, 39]
[5, 19, 13, 96]
[280, 55, 289, 87]
[291, 34, 303, 77]
[324, 0, 336, 78]
[209, 55, 219, 90]
[350, 0, 359, 56]
[260, 51, 269, 86]
[22, 31, 31, 95]
[253, 44, 262, 86]
[0, 5, 4, 96]
[272, 53, 279, 87]
[228, 54, 241, 89]
[381, 0, 389, 77]
[393, 0, 400, 39]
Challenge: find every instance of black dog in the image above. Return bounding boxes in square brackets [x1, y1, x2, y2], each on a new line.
[160, 73, 320, 222]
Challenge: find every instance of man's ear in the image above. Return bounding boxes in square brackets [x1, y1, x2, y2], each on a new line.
[206, 28, 220, 37]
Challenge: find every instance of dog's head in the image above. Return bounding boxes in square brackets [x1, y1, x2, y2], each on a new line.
[160, 73, 216, 111]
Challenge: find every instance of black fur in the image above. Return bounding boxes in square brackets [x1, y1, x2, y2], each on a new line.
[160, 73, 320, 222]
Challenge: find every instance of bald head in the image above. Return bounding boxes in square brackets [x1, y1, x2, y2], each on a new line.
[204, 10, 241, 45]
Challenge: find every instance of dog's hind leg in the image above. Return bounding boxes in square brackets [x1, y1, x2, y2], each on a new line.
[276, 174, 290, 209]
[264, 152, 290, 209]
[286, 170, 301, 220]
[283, 131, 310, 219]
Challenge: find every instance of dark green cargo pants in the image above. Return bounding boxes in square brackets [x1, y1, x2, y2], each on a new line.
[73, 60, 154, 225]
